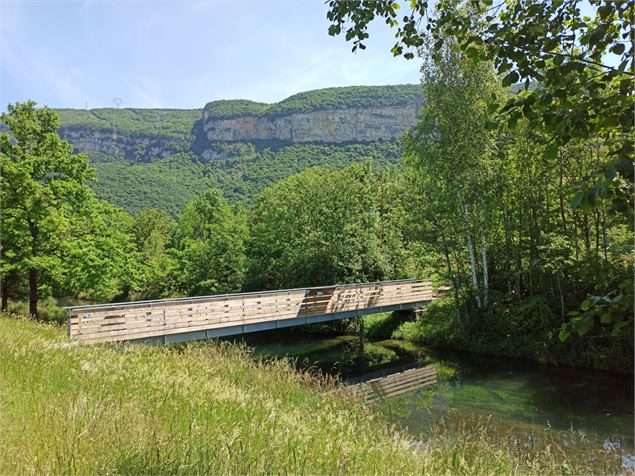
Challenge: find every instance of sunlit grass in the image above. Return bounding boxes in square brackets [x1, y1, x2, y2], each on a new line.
[0, 315, 629, 475]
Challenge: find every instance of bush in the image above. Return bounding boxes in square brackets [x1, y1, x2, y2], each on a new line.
[391, 294, 633, 372]
[364, 312, 402, 339]
[6, 297, 68, 325]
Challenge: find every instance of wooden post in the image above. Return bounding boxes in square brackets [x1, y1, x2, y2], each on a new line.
[357, 312, 365, 370]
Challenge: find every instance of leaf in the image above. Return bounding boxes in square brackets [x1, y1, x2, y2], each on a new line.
[571, 191, 585, 209]
[502, 70, 519, 87]
[559, 327, 571, 342]
[600, 312, 613, 324]
[544, 143, 559, 161]
[576, 316, 594, 336]
[580, 297, 593, 311]
[611, 43, 625, 55]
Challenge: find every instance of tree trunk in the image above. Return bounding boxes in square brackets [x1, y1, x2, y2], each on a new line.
[480, 231, 489, 308]
[442, 247, 461, 321]
[28, 221, 39, 319]
[1, 277, 9, 312]
[601, 206, 608, 261]
[558, 158, 567, 233]
[29, 268, 38, 318]
[557, 275, 565, 323]
[461, 205, 482, 309]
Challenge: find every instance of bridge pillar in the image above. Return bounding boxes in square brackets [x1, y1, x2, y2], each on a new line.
[357, 315, 365, 370]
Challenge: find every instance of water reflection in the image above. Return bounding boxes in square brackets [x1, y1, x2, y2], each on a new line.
[233, 328, 634, 468]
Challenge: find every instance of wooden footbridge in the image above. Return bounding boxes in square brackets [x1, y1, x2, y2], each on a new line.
[67, 279, 434, 344]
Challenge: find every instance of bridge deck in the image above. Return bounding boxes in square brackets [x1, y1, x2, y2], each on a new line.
[67, 279, 433, 344]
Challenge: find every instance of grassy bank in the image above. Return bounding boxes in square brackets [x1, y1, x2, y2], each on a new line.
[381, 296, 634, 373]
[0, 316, 627, 474]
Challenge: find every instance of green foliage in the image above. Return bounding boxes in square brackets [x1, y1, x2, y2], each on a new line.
[90, 142, 401, 217]
[57, 108, 201, 139]
[4, 297, 68, 325]
[62, 200, 140, 302]
[399, 295, 633, 372]
[326, 0, 634, 211]
[0, 101, 95, 316]
[204, 84, 423, 118]
[130, 209, 176, 299]
[402, 36, 505, 312]
[247, 163, 407, 290]
[90, 153, 220, 217]
[202, 99, 269, 119]
[560, 278, 634, 341]
[363, 313, 400, 339]
[172, 189, 247, 296]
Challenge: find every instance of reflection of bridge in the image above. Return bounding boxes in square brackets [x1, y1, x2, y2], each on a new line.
[67, 279, 434, 345]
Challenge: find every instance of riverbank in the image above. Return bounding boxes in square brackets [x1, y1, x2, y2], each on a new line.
[367, 296, 634, 373]
[0, 316, 629, 474]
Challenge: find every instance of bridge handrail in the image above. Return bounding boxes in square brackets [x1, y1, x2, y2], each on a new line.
[65, 278, 425, 313]
[68, 279, 434, 344]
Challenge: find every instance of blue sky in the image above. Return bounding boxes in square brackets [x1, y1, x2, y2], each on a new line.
[0, 0, 422, 109]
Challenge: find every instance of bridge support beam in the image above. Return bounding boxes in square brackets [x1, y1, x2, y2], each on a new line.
[358, 315, 365, 370]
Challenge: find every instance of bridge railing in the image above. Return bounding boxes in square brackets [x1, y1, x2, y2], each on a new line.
[67, 279, 433, 344]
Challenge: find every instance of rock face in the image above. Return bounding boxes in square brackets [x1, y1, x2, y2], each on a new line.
[59, 126, 189, 162]
[202, 103, 420, 144]
[54, 85, 424, 162]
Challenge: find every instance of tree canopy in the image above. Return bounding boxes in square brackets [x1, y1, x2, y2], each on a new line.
[326, 0, 634, 204]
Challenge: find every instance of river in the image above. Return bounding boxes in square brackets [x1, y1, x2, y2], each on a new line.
[232, 327, 634, 470]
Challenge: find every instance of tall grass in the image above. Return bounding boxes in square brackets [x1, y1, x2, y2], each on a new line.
[0, 315, 628, 475]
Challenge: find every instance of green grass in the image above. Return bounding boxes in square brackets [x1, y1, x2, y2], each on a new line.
[0, 316, 422, 474]
[0, 316, 627, 475]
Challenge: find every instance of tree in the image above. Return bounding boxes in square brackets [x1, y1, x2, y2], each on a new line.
[1, 101, 94, 318]
[132, 209, 176, 299]
[402, 37, 505, 314]
[61, 200, 140, 302]
[248, 163, 406, 290]
[327, 0, 633, 346]
[326, 0, 634, 200]
[173, 189, 247, 296]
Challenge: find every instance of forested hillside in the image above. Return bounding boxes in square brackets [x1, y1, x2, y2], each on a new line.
[204, 84, 423, 118]
[56, 85, 417, 215]
[88, 142, 401, 216]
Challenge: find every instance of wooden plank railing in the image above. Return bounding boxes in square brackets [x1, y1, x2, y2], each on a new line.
[67, 279, 433, 344]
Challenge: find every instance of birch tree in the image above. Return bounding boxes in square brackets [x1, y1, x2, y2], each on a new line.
[402, 39, 504, 313]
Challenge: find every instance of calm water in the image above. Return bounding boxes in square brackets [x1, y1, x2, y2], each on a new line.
[236, 328, 634, 467]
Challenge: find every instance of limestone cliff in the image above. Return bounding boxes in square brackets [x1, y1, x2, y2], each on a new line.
[55, 85, 424, 161]
[58, 126, 190, 162]
[202, 84, 423, 145]
[202, 103, 420, 144]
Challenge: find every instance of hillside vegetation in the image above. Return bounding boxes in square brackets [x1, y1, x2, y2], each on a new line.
[1, 316, 624, 475]
[90, 142, 402, 216]
[204, 84, 424, 118]
[57, 108, 201, 139]
[54, 85, 416, 216]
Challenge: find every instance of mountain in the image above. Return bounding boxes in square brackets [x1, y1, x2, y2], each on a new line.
[56, 84, 423, 216]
